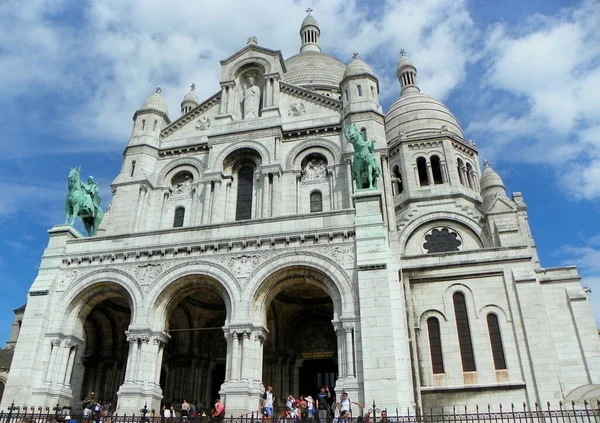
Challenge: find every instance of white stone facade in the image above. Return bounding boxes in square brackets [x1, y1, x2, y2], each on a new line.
[2, 12, 599, 417]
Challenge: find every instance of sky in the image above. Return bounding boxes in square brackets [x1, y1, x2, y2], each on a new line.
[0, 0, 599, 343]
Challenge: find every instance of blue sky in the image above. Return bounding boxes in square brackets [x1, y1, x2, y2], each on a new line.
[0, 0, 598, 343]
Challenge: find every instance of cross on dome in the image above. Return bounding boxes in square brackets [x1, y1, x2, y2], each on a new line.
[155, 86, 162, 94]
[400, 49, 407, 57]
[352, 52, 360, 59]
[190, 83, 196, 91]
[306, 7, 313, 13]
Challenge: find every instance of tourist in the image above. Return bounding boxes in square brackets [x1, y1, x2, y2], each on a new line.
[211, 398, 225, 423]
[181, 399, 191, 421]
[82, 392, 95, 423]
[334, 411, 349, 423]
[162, 399, 174, 423]
[305, 396, 316, 423]
[338, 392, 364, 415]
[261, 386, 276, 420]
[286, 395, 295, 411]
[316, 386, 331, 423]
[378, 411, 389, 423]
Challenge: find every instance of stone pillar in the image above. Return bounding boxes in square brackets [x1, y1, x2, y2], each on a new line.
[426, 162, 434, 185]
[272, 172, 281, 217]
[328, 167, 335, 210]
[334, 324, 344, 380]
[345, 158, 354, 208]
[441, 162, 449, 183]
[344, 325, 355, 377]
[296, 174, 301, 214]
[230, 332, 241, 381]
[461, 166, 469, 188]
[62, 344, 79, 385]
[45, 338, 61, 383]
[160, 191, 169, 229]
[134, 185, 148, 231]
[380, 155, 396, 231]
[190, 186, 199, 225]
[262, 173, 271, 218]
[241, 332, 250, 381]
[211, 179, 222, 223]
[254, 171, 262, 218]
[202, 181, 212, 224]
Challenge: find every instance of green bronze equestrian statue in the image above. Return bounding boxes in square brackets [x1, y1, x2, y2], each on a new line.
[343, 123, 381, 189]
[64, 167, 104, 236]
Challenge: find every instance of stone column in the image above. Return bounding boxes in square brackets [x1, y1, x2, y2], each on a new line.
[62, 343, 79, 385]
[334, 325, 344, 380]
[190, 186, 199, 225]
[211, 179, 222, 223]
[262, 173, 271, 218]
[426, 162, 434, 185]
[272, 76, 281, 108]
[328, 167, 335, 210]
[380, 155, 396, 231]
[45, 338, 61, 383]
[202, 181, 212, 224]
[254, 171, 262, 218]
[296, 174, 301, 214]
[272, 172, 281, 217]
[345, 158, 354, 208]
[241, 331, 251, 381]
[461, 166, 469, 188]
[160, 191, 169, 229]
[343, 325, 355, 377]
[226, 83, 236, 114]
[134, 185, 148, 231]
[441, 162, 449, 183]
[152, 335, 168, 386]
[230, 332, 241, 381]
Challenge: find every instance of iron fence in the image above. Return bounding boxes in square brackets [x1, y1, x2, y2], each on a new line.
[0, 401, 598, 423]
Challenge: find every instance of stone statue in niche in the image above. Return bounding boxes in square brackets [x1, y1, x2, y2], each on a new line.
[241, 76, 261, 119]
[172, 176, 193, 198]
[302, 159, 327, 184]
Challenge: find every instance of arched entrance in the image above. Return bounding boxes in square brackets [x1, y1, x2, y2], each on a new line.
[70, 284, 133, 405]
[161, 277, 227, 412]
[260, 267, 339, 399]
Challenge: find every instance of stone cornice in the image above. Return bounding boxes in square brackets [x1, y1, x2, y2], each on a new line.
[209, 128, 282, 145]
[158, 143, 209, 158]
[387, 132, 473, 153]
[124, 144, 159, 158]
[282, 124, 342, 141]
[280, 82, 343, 110]
[340, 72, 380, 93]
[161, 91, 221, 139]
[133, 108, 171, 124]
[219, 44, 287, 73]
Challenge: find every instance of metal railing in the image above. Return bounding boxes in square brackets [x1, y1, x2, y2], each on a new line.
[0, 401, 598, 423]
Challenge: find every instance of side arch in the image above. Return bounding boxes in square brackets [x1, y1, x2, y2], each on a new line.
[478, 304, 511, 322]
[154, 156, 206, 187]
[285, 138, 342, 170]
[417, 309, 448, 330]
[245, 251, 356, 322]
[55, 269, 143, 334]
[222, 56, 273, 81]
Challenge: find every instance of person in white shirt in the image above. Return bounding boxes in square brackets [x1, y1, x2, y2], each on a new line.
[338, 392, 364, 415]
[262, 386, 276, 418]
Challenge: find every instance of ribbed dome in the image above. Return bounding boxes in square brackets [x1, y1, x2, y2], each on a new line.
[140, 89, 168, 115]
[301, 13, 319, 28]
[284, 52, 347, 88]
[343, 57, 374, 79]
[480, 162, 506, 193]
[385, 92, 464, 140]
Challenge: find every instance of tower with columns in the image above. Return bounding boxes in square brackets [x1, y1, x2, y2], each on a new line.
[2, 10, 598, 417]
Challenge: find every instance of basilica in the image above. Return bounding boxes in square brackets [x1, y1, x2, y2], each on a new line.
[2, 11, 599, 416]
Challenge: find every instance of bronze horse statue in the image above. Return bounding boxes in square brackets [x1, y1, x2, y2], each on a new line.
[343, 124, 381, 189]
[64, 167, 104, 236]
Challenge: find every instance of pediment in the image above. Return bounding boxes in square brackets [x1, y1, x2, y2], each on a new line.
[220, 44, 286, 83]
[220, 44, 286, 71]
[486, 196, 517, 214]
[280, 82, 342, 115]
[160, 92, 221, 141]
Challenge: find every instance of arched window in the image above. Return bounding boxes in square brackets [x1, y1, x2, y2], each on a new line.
[153, 120, 158, 131]
[0, 381, 5, 404]
[357, 84, 363, 97]
[141, 119, 146, 130]
[457, 158, 465, 185]
[427, 317, 444, 374]
[393, 166, 403, 194]
[487, 313, 507, 370]
[130, 160, 136, 177]
[453, 292, 476, 371]
[236, 166, 254, 220]
[371, 85, 375, 97]
[431, 155, 444, 184]
[173, 207, 185, 228]
[360, 127, 367, 139]
[417, 157, 429, 186]
[310, 190, 323, 212]
[466, 163, 474, 189]
[344, 89, 349, 102]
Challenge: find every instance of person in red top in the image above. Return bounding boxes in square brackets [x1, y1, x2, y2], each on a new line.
[211, 398, 225, 422]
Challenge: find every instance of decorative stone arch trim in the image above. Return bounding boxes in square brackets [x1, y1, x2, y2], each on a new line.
[155, 157, 205, 187]
[478, 304, 511, 323]
[145, 260, 242, 330]
[417, 309, 448, 330]
[55, 269, 143, 333]
[399, 212, 487, 250]
[443, 282, 479, 321]
[223, 56, 273, 82]
[245, 251, 356, 322]
[285, 138, 342, 170]
[213, 140, 271, 172]
[410, 149, 445, 162]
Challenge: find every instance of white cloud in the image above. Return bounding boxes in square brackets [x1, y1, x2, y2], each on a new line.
[0, 0, 475, 152]
[468, 0, 600, 199]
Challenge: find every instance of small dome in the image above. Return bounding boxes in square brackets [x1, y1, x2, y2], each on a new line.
[343, 55, 374, 79]
[284, 52, 347, 88]
[480, 161, 506, 194]
[385, 92, 465, 141]
[182, 84, 199, 106]
[301, 13, 319, 29]
[140, 87, 168, 115]
[397, 55, 415, 75]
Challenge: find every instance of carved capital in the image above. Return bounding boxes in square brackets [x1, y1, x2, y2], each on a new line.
[140, 185, 148, 193]
[50, 338, 61, 347]
[345, 158, 353, 165]
[343, 324, 354, 333]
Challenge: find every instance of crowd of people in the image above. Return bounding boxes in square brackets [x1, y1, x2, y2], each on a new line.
[260, 385, 388, 423]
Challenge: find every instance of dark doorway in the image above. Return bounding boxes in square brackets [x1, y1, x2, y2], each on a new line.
[211, 362, 226, 402]
[299, 358, 338, 397]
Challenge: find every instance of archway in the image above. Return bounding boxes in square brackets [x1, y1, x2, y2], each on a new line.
[160, 277, 227, 413]
[260, 267, 339, 400]
[77, 292, 132, 404]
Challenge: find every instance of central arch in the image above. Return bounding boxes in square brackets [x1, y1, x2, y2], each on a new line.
[153, 274, 232, 413]
[253, 265, 346, 402]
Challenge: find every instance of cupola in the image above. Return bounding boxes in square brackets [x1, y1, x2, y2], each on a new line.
[300, 8, 321, 53]
[396, 50, 419, 96]
[181, 83, 199, 115]
[480, 160, 507, 207]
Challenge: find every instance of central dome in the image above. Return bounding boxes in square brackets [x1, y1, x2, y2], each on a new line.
[385, 92, 464, 141]
[284, 51, 347, 88]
